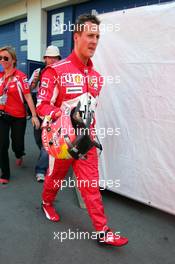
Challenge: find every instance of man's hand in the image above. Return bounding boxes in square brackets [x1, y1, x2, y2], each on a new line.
[31, 116, 40, 129]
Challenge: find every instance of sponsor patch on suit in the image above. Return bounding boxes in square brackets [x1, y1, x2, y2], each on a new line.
[41, 78, 50, 88]
[66, 87, 83, 94]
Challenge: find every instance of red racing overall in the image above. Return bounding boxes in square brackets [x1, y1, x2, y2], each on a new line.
[37, 51, 108, 231]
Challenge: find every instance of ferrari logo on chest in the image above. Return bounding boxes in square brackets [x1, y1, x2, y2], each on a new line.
[88, 76, 98, 90]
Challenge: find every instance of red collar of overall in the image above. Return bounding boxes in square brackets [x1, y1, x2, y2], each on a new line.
[67, 51, 94, 74]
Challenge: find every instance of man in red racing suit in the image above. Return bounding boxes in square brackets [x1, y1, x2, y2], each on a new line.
[37, 14, 128, 247]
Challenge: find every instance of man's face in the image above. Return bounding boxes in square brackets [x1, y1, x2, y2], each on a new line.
[74, 21, 100, 60]
[44, 56, 60, 66]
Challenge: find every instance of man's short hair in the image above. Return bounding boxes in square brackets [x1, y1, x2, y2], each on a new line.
[74, 14, 100, 34]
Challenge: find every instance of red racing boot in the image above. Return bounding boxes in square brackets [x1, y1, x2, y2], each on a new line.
[0, 178, 9, 184]
[42, 202, 60, 222]
[97, 229, 128, 247]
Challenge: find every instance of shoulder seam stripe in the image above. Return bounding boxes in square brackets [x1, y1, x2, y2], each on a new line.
[52, 61, 71, 68]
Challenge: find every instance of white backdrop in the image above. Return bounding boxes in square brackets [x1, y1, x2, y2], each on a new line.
[94, 2, 175, 215]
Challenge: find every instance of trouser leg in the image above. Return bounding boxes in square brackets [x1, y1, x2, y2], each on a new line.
[10, 117, 26, 158]
[42, 155, 72, 204]
[34, 119, 48, 174]
[35, 147, 49, 174]
[0, 117, 10, 179]
[73, 147, 108, 231]
[34, 126, 42, 150]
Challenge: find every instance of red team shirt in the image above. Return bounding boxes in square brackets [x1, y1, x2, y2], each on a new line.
[0, 69, 30, 118]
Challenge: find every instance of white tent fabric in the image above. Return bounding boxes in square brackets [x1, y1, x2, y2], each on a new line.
[93, 2, 175, 215]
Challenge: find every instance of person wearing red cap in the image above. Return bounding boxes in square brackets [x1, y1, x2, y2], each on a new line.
[37, 14, 128, 247]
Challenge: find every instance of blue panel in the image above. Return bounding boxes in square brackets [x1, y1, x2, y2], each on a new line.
[0, 18, 27, 73]
[47, 6, 74, 59]
[0, 22, 16, 47]
[0, 64, 3, 72]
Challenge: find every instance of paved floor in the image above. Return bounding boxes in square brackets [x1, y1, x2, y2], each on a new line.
[0, 122, 175, 264]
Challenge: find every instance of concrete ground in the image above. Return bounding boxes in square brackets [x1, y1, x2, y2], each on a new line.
[0, 122, 175, 264]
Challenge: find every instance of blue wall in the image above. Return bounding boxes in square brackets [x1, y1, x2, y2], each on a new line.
[47, 5, 74, 59]
[0, 18, 27, 73]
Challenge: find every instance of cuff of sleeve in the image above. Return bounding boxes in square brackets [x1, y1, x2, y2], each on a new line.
[50, 109, 62, 121]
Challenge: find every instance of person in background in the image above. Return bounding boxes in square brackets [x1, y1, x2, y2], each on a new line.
[37, 14, 129, 247]
[0, 46, 40, 184]
[29, 45, 61, 182]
